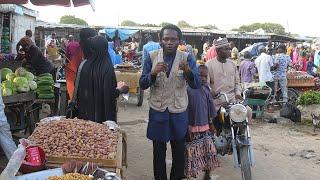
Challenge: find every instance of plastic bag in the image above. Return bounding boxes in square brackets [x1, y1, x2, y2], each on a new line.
[0, 139, 29, 180]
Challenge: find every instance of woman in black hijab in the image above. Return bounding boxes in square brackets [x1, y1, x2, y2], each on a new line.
[77, 35, 128, 123]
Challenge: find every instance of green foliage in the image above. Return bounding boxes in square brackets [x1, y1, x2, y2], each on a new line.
[177, 20, 192, 28]
[140, 23, 158, 27]
[233, 22, 286, 35]
[60, 15, 88, 26]
[121, 20, 139, 26]
[296, 91, 320, 105]
[159, 22, 172, 27]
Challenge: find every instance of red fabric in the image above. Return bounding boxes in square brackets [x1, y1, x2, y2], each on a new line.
[65, 43, 83, 99]
[301, 57, 307, 72]
[30, 0, 71, 6]
[205, 45, 217, 62]
[0, 0, 28, 4]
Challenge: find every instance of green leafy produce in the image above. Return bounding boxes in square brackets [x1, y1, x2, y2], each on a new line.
[15, 67, 27, 77]
[6, 73, 16, 81]
[2, 88, 12, 96]
[24, 72, 35, 81]
[1, 80, 13, 89]
[28, 81, 37, 90]
[13, 77, 28, 86]
[17, 84, 30, 92]
[1, 68, 13, 81]
[296, 91, 320, 106]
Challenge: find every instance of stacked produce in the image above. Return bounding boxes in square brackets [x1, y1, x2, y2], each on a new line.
[287, 70, 315, 80]
[1, 27, 10, 53]
[28, 118, 118, 160]
[36, 73, 55, 99]
[48, 173, 92, 180]
[0, 67, 37, 96]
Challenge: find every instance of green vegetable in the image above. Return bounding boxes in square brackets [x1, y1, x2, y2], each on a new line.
[37, 76, 54, 82]
[6, 73, 16, 81]
[2, 88, 13, 96]
[24, 72, 35, 81]
[37, 80, 54, 86]
[28, 81, 37, 90]
[296, 91, 320, 106]
[16, 84, 30, 92]
[1, 80, 13, 89]
[13, 77, 28, 87]
[15, 67, 27, 77]
[37, 86, 53, 91]
[38, 94, 55, 99]
[38, 73, 53, 78]
[1, 68, 13, 81]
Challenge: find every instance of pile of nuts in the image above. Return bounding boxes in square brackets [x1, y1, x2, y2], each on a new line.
[29, 118, 118, 159]
[48, 173, 92, 180]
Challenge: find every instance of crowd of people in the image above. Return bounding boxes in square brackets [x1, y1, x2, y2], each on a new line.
[2, 24, 320, 180]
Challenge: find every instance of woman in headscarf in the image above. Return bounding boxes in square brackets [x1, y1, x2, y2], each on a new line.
[18, 37, 53, 75]
[65, 28, 96, 99]
[77, 35, 128, 123]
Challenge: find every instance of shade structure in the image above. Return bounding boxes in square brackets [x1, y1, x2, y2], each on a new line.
[0, 0, 28, 3]
[0, 0, 95, 10]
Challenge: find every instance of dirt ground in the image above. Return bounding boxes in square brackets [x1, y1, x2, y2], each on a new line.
[1, 95, 320, 180]
[117, 95, 320, 180]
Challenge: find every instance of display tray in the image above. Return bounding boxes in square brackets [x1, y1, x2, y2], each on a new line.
[288, 79, 315, 87]
[45, 132, 123, 169]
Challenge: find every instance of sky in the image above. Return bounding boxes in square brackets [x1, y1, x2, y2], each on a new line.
[25, 0, 320, 37]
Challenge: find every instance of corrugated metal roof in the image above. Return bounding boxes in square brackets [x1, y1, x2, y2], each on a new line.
[0, 4, 38, 17]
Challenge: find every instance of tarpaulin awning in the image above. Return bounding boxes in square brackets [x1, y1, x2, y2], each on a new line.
[105, 28, 139, 41]
[0, 0, 95, 10]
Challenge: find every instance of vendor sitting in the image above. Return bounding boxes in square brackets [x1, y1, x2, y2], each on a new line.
[18, 37, 53, 76]
[307, 55, 319, 77]
[46, 39, 60, 60]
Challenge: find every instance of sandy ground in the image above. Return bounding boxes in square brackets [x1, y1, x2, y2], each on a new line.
[117, 94, 320, 180]
[1, 94, 319, 180]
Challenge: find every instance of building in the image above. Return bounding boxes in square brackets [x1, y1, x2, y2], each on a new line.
[0, 4, 37, 54]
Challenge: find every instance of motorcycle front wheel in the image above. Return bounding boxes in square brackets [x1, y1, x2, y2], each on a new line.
[240, 146, 252, 180]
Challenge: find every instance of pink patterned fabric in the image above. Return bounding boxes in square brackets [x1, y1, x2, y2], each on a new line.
[205, 45, 217, 61]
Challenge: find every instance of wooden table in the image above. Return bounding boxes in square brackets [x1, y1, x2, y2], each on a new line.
[3, 92, 38, 133]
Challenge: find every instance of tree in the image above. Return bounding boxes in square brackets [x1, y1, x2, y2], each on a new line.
[141, 23, 158, 27]
[198, 24, 218, 29]
[121, 20, 139, 26]
[60, 15, 88, 26]
[177, 20, 192, 28]
[232, 22, 286, 35]
[159, 22, 172, 27]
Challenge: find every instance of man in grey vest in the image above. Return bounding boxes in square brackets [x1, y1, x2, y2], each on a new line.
[140, 24, 201, 180]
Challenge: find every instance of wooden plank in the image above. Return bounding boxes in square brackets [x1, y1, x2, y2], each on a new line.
[3, 92, 36, 104]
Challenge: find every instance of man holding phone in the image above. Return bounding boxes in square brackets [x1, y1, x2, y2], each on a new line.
[139, 24, 200, 180]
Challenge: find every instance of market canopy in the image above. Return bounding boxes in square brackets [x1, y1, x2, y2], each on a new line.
[104, 28, 139, 41]
[0, 0, 95, 10]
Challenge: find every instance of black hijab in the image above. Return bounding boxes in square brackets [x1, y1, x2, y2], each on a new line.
[79, 28, 97, 59]
[77, 35, 118, 123]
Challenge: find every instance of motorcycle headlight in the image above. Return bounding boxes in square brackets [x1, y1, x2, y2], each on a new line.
[230, 104, 247, 123]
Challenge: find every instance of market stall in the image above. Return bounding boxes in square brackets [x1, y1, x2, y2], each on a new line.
[115, 63, 143, 106]
[0, 4, 37, 54]
[1, 117, 126, 179]
[0, 64, 56, 133]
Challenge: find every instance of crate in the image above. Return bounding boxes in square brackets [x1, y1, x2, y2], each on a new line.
[288, 79, 315, 87]
[45, 132, 125, 178]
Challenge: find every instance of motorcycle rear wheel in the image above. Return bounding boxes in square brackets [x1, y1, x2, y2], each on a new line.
[240, 146, 252, 180]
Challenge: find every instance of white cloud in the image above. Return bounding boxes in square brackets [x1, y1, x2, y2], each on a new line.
[25, 0, 320, 37]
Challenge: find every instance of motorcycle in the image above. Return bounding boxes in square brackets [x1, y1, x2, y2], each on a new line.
[213, 92, 255, 180]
